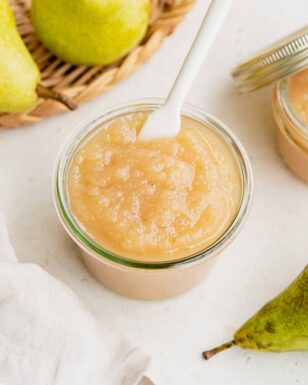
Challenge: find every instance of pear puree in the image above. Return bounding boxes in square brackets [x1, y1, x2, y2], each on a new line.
[67, 112, 242, 262]
[288, 68, 308, 125]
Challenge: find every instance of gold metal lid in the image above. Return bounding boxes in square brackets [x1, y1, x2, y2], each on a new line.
[232, 26, 308, 93]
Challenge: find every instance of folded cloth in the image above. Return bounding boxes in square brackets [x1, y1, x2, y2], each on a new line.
[0, 216, 153, 385]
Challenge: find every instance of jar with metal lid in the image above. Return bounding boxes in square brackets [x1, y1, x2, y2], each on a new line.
[232, 26, 308, 183]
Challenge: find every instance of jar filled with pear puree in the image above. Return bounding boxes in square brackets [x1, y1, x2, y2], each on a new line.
[54, 100, 253, 299]
[232, 26, 308, 183]
[273, 68, 308, 182]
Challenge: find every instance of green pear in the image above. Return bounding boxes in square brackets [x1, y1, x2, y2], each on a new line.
[203, 265, 308, 359]
[0, 0, 77, 113]
[31, 0, 150, 66]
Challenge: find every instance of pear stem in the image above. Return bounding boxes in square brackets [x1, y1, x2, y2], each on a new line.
[202, 340, 236, 360]
[36, 84, 78, 111]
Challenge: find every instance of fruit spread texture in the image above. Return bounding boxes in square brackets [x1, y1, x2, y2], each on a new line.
[288, 68, 308, 125]
[67, 112, 242, 261]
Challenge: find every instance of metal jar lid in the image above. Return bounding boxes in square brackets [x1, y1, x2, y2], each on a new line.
[232, 26, 308, 93]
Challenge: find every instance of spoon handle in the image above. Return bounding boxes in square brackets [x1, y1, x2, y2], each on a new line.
[165, 0, 233, 112]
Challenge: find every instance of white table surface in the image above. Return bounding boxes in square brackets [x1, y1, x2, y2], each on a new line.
[0, 1, 307, 384]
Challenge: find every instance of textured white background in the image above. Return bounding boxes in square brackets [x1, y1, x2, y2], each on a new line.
[0, 0, 308, 384]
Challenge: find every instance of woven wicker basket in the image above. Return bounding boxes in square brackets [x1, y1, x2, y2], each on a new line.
[0, 0, 195, 128]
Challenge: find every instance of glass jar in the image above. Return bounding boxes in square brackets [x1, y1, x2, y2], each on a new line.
[273, 76, 308, 182]
[53, 99, 253, 300]
[232, 26, 308, 182]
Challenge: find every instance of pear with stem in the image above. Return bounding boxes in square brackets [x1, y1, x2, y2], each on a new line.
[203, 265, 308, 360]
[0, 0, 77, 113]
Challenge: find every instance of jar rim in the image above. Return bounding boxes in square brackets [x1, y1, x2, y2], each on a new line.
[53, 98, 254, 270]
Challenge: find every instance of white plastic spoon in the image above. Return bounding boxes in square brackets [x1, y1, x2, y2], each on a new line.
[138, 0, 233, 140]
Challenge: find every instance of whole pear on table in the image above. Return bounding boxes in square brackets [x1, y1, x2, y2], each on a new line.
[203, 265, 308, 359]
[31, 0, 150, 66]
[0, 0, 76, 113]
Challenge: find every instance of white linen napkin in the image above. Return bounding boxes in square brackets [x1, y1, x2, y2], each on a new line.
[0, 215, 153, 385]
